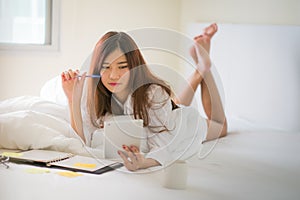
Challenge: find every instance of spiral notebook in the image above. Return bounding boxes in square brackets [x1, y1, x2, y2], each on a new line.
[2, 149, 123, 174]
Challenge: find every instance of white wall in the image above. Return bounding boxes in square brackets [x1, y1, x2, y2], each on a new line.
[180, 0, 300, 30]
[0, 0, 180, 100]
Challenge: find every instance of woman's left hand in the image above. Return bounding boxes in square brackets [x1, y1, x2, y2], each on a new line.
[118, 145, 146, 171]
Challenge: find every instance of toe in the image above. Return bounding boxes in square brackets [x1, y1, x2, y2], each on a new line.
[194, 35, 203, 40]
[204, 23, 218, 38]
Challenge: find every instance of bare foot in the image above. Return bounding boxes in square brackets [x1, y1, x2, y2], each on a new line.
[190, 23, 218, 75]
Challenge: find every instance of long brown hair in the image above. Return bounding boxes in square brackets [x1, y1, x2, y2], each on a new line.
[87, 31, 177, 128]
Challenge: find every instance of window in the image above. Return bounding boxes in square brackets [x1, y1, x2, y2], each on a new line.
[0, 0, 59, 51]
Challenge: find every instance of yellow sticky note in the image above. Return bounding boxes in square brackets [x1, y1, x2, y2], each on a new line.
[56, 171, 83, 178]
[1, 152, 23, 157]
[24, 168, 50, 174]
[73, 162, 96, 169]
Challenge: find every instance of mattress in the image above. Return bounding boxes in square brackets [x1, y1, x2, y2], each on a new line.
[1, 118, 299, 200]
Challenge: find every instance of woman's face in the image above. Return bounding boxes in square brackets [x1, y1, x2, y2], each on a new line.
[100, 49, 130, 97]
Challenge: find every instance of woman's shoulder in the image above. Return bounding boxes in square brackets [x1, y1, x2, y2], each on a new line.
[145, 84, 172, 110]
[147, 84, 170, 100]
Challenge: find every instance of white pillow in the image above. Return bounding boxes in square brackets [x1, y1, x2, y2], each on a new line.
[40, 75, 68, 106]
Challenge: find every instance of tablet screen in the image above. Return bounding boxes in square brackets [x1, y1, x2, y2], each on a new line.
[104, 116, 144, 160]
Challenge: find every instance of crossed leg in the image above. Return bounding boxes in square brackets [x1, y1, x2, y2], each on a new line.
[174, 23, 227, 141]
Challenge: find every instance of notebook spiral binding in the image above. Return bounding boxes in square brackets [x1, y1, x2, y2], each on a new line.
[46, 153, 74, 167]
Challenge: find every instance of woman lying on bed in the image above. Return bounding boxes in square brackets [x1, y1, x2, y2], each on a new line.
[61, 23, 227, 171]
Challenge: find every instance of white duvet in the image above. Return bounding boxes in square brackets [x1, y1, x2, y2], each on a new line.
[0, 96, 102, 157]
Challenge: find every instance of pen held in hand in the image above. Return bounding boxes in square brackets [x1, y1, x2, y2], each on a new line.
[76, 74, 101, 78]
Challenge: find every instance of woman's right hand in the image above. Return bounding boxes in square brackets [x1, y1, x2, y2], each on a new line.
[62, 69, 87, 143]
[61, 69, 80, 102]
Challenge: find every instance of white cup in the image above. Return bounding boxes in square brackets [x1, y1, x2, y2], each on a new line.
[162, 160, 188, 190]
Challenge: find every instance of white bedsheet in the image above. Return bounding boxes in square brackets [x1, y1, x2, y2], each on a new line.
[1, 120, 299, 200]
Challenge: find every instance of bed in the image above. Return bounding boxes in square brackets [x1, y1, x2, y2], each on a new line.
[1, 23, 300, 200]
[1, 119, 300, 200]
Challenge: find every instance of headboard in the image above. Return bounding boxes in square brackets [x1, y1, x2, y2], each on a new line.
[186, 23, 300, 131]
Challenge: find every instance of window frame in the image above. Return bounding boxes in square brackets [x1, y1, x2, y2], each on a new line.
[0, 0, 60, 51]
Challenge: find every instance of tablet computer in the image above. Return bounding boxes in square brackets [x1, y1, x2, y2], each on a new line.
[104, 116, 144, 160]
